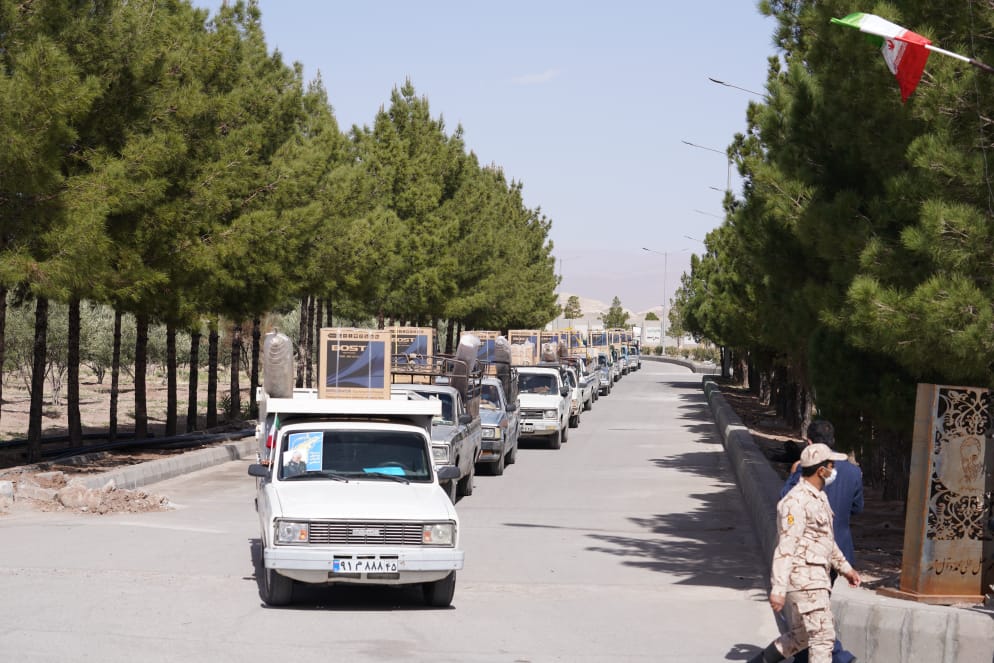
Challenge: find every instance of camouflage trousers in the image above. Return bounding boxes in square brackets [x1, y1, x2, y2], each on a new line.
[776, 588, 835, 663]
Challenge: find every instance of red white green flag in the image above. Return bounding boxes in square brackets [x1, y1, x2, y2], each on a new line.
[831, 12, 931, 101]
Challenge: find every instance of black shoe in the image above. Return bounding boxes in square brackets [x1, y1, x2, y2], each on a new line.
[747, 643, 786, 663]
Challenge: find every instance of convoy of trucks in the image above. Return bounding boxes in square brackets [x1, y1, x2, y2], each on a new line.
[248, 325, 641, 608]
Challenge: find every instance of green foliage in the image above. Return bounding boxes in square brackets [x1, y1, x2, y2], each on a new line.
[563, 296, 583, 320]
[600, 296, 630, 329]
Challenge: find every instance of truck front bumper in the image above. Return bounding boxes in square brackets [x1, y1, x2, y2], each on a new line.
[264, 546, 464, 585]
[519, 419, 559, 436]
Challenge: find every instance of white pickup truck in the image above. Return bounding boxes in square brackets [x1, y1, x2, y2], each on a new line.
[248, 391, 464, 608]
[516, 364, 570, 449]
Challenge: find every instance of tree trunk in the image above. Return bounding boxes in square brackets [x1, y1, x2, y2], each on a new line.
[187, 329, 201, 433]
[26, 297, 48, 463]
[166, 322, 177, 436]
[0, 285, 5, 429]
[67, 298, 82, 446]
[134, 313, 149, 439]
[445, 319, 455, 354]
[306, 295, 315, 388]
[296, 297, 306, 388]
[325, 297, 333, 326]
[207, 319, 219, 428]
[229, 322, 242, 420]
[249, 317, 260, 418]
[109, 309, 122, 443]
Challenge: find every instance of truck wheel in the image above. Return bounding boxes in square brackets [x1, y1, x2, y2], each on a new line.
[423, 571, 456, 608]
[261, 568, 294, 607]
[457, 462, 475, 497]
[549, 428, 562, 450]
[492, 448, 505, 476]
[584, 394, 593, 410]
[569, 413, 578, 428]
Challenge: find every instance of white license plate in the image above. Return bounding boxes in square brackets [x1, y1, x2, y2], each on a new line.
[332, 558, 398, 573]
[522, 423, 535, 433]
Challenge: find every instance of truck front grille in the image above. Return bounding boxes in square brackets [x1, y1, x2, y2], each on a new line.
[307, 521, 424, 546]
[521, 409, 544, 419]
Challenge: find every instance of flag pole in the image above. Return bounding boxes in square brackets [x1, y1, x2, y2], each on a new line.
[925, 43, 994, 74]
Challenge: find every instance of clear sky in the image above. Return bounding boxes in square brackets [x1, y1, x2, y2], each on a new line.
[199, 1, 776, 314]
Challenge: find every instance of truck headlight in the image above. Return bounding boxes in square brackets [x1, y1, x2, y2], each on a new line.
[544, 409, 558, 419]
[432, 445, 450, 464]
[423, 523, 455, 546]
[481, 427, 499, 440]
[275, 520, 308, 544]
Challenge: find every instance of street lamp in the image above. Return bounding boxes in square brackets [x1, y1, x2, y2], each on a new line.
[707, 77, 765, 98]
[694, 209, 723, 220]
[681, 139, 732, 192]
[642, 247, 688, 350]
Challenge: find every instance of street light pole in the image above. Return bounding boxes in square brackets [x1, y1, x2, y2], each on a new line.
[681, 139, 731, 192]
[642, 247, 684, 350]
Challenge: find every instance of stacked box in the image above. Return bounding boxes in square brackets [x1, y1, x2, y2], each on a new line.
[390, 326, 435, 357]
[318, 328, 391, 399]
[466, 330, 500, 364]
[508, 329, 541, 366]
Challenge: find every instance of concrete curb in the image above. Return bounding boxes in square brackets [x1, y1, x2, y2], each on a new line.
[76, 437, 257, 491]
[701, 376, 994, 662]
[642, 355, 720, 374]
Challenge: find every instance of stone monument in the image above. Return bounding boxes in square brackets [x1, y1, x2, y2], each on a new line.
[880, 384, 994, 604]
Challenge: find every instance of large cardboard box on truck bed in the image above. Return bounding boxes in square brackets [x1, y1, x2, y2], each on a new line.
[318, 328, 391, 400]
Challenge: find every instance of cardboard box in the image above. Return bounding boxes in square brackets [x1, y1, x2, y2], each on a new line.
[508, 330, 541, 365]
[318, 328, 391, 400]
[390, 326, 435, 357]
[466, 330, 501, 363]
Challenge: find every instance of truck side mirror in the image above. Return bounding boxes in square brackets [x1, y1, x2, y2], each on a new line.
[248, 464, 270, 478]
[437, 465, 461, 481]
[560, 386, 569, 397]
[458, 413, 473, 425]
[506, 402, 517, 412]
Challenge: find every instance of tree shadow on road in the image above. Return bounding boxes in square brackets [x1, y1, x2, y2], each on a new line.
[585, 482, 769, 592]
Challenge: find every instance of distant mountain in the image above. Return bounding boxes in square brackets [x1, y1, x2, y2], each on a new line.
[554, 293, 663, 325]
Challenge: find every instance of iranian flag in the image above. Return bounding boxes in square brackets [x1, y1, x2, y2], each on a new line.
[831, 13, 931, 101]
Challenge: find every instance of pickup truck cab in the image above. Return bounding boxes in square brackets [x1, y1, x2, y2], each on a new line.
[516, 364, 570, 449]
[561, 356, 597, 410]
[617, 345, 631, 375]
[477, 374, 519, 475]
[248, 393, 463, 608]
[596, 352, 613, 396]
[627, 345, 642, 371]
[390, 356, 482, 503]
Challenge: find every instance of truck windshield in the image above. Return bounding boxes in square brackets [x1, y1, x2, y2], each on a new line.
[519, 374, 557, 394]
[480, 384, 501, 409]
[279, 430, 432, 482]
[406, 391, 454, 426]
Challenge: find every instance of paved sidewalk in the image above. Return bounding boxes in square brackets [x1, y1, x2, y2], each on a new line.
[702, 376, 994, 662]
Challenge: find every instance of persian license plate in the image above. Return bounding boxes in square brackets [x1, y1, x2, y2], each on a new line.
[332, 558, 398, 573]
[522, 422, 535, 433]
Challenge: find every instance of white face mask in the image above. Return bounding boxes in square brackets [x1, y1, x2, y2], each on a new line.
[824, 468, 838, 487]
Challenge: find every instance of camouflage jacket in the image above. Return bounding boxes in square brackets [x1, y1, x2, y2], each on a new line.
[771, 479, 853, 597]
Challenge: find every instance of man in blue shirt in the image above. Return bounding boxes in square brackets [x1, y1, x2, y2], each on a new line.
[780, 420, 863, 663]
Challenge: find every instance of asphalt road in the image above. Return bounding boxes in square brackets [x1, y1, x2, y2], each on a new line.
[0, 362, 778, 662]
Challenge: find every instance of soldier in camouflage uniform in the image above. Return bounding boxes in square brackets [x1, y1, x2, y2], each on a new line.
[748, 443, 862, 663]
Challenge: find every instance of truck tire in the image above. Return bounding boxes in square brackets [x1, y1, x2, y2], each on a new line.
[457, 461, 475, 497]
[549, 428, 562, 450]
[492, 446, 505, 476]
[262, 568, 294, 607]
[423, 571, 456, 608]
[569, 412, 579, 428]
